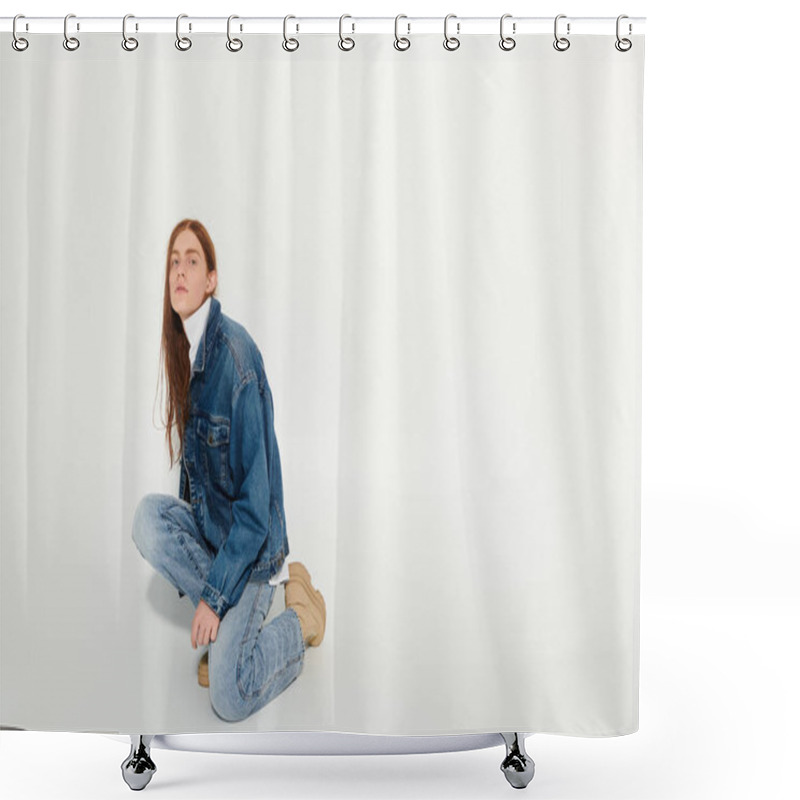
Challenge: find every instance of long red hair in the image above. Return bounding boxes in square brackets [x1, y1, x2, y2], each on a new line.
[158, 219, 218, 468]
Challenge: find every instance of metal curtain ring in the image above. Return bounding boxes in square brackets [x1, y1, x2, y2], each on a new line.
[63, 13, 80, 51]
[283, 15, 299, 52]
[615, 14, 632, 51]
[122, 14, 139, 51]
[394, 14, 410, 51]
[553, 14, 570, 52]
[443, 14, 460, 51]
[338, 14, 355, 51]
[227, 15, 243, 51]
[176, 14, 192, 51]
[12, 14, 29, 51]
[499, 13, 516, 51]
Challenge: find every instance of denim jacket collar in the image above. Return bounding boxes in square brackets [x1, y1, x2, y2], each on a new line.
[191, 295, 223, 378]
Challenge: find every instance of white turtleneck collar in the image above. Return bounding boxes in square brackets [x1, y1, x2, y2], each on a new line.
[182, 294, 212, 370]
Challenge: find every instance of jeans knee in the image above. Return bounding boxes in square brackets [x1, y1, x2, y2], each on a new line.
[132, 493, 166, 559]
[209, 667, 249, 723]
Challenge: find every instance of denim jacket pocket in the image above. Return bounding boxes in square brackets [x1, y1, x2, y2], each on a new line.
[197, 415, 231, 494]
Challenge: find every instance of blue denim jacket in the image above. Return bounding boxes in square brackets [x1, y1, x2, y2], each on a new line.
[178, 296, 289, 620]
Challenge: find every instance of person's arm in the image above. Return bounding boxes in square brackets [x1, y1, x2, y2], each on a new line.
[199, 374, 271, 619]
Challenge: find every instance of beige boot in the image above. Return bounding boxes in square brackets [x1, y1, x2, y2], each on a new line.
[284, 562, 326, 647]
[198, 650, 209, 688]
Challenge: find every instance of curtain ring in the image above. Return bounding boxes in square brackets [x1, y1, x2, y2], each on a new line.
[553, 14, 570, 52]
[615, 15, 632, 51]
[394, 14, 410, 51]
[283, 15, 299, 52]
[176, 14, 192, 51]
[338, 14, 355, 51]
[12, 14, 29, 52]
[63, 13, 80, 51]
[443, 14, 460, 51]
[499, 14, 516, 51]
[227, 15, 243, 52]
[122, 14, 139, 51]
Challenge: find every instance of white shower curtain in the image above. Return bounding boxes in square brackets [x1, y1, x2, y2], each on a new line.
[1, 29, 644, 736]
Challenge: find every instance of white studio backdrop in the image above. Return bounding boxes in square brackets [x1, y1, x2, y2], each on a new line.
[1, 28, 644, 735]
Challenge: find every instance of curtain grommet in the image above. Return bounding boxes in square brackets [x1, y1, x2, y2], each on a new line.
[226, 15, 243, 52]
[283, 15, 299, 52]
[394, 15, 411, 51]
[499, 14, 516, 51]
[443, 14, 460, 51]
[553, 14, 571, 52]
[63, 13, 80, 51]
[12, 14, 29, 51]
[122, 14, 139, 51]
[175, 14, 192, 51]
[615, 15, 633, 51]
[338, 14, 355, 51]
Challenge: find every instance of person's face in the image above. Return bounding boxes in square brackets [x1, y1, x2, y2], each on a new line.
[169, 229, 217, 320]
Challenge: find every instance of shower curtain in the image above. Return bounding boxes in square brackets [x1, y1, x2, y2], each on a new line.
[0, 25, 644, 736]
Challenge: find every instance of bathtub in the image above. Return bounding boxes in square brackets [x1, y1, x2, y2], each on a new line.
[109, 731, 535, 790]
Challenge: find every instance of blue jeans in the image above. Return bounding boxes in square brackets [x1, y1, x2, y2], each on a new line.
[131, 493, 305, 723]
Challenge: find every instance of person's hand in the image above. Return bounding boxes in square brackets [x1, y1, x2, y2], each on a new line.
[191, 599, 220, 648]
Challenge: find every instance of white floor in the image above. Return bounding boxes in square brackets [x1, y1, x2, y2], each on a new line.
[2, 597, 797, 800]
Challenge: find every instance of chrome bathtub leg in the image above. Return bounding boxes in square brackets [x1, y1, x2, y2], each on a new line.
[500, 732, 535, 789]
[121, 735, 157, 790]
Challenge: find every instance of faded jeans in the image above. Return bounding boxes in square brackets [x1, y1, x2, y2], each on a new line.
[132, 493, 305, 723]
